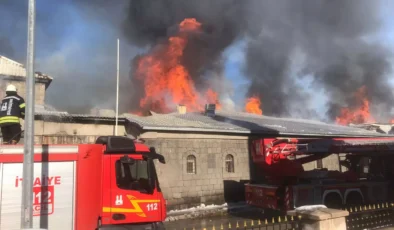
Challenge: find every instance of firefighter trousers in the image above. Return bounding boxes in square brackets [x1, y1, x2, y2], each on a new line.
[1, 123, 22, 144]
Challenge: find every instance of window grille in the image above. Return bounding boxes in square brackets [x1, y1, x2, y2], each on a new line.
[186, 155, 196, 174]
[316, 159, 323, 169]
[225, 154, 235, 173]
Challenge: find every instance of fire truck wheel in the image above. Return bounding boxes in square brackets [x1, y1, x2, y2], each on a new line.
[346, 192, 363, 206]
[324, 193, 343, 209]
[96, 218, 102, 230]
[154, 222, 166, 230]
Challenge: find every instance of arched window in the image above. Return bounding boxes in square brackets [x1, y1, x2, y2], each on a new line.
[186, 155, 196, 174]
[225, 154, 234, 173]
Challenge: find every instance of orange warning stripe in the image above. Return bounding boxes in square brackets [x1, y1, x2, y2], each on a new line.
[102, 195, 160, 217]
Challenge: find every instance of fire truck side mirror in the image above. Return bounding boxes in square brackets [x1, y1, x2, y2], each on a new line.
[149, 147, 166, 164]
[158, 155, 166, 164]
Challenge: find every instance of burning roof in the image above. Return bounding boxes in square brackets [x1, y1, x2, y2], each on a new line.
[124, 110, 392, 137]
[130, 18, 222, 114]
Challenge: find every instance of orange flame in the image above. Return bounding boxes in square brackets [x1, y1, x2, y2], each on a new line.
[130, 111, 143, 116]
[336, 86, 375, 125]
[245, 96, 263, 115]
[134, 18, 221, 114]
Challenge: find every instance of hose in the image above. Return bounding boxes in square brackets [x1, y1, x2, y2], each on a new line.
[4, 130, 24, 145]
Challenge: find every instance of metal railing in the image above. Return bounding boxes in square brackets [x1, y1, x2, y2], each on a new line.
[345, 202, 394, 230]
[170, 215, 302, 230]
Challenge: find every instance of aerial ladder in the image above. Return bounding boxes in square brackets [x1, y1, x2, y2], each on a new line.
[246, 137, 394, 211]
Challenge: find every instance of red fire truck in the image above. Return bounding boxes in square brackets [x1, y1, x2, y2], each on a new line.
[0, 136, 167, 230]
[245, 137, 394, 212]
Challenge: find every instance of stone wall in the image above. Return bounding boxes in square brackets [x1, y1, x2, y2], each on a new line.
[141, 134, 251, 210]
[0, 79, 46, 105]
[30, 120, 126, 136]
[34, 135, 100, 144]
[15, 120, 125, 144]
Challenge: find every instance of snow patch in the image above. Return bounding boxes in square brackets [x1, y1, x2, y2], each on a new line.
[295, 205, 327, 211]
[168, 203, 227, 214]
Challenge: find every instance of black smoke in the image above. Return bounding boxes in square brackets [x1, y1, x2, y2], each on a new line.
[123, 0, 392, 121]
[123, 0, 245, 112]
[0, 37, 14, 59]
[243, 0, 391, 120]
[1, 0, 390, 120]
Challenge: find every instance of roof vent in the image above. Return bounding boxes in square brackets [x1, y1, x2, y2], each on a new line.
[204, 104, 216, 117]
[177, 104, 187, 114]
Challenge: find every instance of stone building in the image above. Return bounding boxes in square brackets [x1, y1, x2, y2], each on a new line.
[122, 108, 387, 210]
[0, 56, 52, 105]
[25, 106, 389, 210]
[2, 56, 390, 211]
[32, 110, 127, 144]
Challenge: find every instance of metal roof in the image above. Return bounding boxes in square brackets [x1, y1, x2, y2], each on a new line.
[349, 123, 394, 134]
[124, 111, 392, 137]
[34, 107, 127, 123]
[35, 104, 69, 116]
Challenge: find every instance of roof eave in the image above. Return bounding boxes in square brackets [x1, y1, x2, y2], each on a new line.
[34, 114, 128, 124]
[140, 126, 390, 137]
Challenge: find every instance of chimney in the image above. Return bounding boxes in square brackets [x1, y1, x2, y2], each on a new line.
[177, 104, 187, 114]
[204, 104, 216, 117]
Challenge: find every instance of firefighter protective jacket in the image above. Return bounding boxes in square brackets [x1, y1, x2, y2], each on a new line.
[0, 93, 25, 126]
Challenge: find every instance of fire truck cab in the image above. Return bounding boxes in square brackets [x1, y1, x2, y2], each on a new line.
[245, 137, 394, 212]
[0, 136, 167, 230]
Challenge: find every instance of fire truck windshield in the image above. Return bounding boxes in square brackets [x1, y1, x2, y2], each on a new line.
[115, 159, 152, 193]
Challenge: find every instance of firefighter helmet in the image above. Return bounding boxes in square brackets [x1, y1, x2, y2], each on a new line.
[6, 84, 16, 92]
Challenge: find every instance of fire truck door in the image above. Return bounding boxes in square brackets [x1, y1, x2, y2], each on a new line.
[106, 155, 161, 224]
[101, 154, 112, 224]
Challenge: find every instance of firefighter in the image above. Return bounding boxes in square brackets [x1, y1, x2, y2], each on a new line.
[0, 84, 25, 144]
